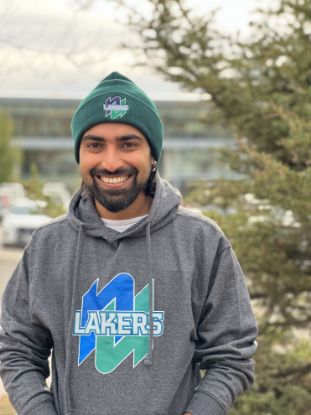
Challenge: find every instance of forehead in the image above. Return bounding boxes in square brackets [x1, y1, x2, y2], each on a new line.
[82, 122, 147, 141]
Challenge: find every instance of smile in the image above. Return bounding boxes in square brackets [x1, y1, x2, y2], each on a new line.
[96, 175, 131, 184]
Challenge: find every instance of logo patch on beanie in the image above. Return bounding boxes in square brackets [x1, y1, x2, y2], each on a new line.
[103, 96, 129, 119]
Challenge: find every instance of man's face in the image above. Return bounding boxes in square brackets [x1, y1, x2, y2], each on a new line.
[79, 123, 154, 217]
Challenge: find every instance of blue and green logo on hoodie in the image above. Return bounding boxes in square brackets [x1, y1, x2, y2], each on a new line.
[74, 273, 164, 374]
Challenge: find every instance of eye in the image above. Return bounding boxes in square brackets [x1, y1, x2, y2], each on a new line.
[120, 141, 137, 149]
[81, 141, 104, 153]
[86, 142, 102, 149]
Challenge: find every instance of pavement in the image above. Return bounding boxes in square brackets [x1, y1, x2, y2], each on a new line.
[0, 382, 4, 401]
[0, 242, 23, 400]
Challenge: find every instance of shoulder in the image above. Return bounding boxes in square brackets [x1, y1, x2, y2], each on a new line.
[26, 214, 74, 250]
[33, 214, 69, 234]
[177, 205, 224, 234]
[175, 205, 231, 251]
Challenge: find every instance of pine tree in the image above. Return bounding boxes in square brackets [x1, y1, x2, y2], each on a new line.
[0, 112, 16, 183]
[123, 0, 311, 412]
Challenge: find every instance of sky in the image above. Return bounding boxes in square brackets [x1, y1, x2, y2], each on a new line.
[0, 0, 271, 100]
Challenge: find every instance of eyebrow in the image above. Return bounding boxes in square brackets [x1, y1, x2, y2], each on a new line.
[81, 135, 103, 142]
[81, 134, 144, 142]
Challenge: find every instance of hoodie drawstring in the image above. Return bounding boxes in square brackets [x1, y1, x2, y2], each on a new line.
[143, 220, 154, 367]
[64, 225, 84, 413]
[62, 218, 154, 414]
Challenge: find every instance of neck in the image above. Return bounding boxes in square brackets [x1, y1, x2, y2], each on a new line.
[95, 192, 152, 220]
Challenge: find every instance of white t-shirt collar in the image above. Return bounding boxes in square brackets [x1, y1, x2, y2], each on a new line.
[101, 214, 148, 233]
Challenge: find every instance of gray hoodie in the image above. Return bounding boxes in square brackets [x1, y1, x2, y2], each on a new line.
[0, 176, 257, 415]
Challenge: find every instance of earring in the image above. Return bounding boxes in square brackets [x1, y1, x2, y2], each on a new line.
[151, 161, 157, 173]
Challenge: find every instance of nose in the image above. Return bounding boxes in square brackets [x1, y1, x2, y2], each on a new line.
[99, 146, 124, 173]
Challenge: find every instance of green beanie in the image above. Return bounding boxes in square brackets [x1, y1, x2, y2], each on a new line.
[71, 72, 164, 162]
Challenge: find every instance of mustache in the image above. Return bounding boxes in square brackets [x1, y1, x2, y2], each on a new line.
[90, 167, 138, 177]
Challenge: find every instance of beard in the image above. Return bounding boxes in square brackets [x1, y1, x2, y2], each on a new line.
[84, 167, 151, 213]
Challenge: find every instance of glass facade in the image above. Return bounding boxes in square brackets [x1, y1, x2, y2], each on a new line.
[0, 97, 237, 191]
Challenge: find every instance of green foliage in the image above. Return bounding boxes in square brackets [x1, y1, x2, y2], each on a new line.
[0, 112, 18, 183]
[124, 0, 311, 412]
[22, 163, 66, 218]
[231, 334, 311, 415]
[23, 163, 44, 201]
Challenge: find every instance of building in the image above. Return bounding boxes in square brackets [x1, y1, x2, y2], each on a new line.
[0, 97, 238, 191]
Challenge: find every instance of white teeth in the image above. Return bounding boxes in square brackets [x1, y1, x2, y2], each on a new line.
[99, 175, 128, 184]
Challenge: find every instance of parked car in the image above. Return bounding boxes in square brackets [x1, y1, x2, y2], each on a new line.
[42, 182, 71, 210]
[0, 193, 9, 221]
[1, 198, 51, 247]
[0, 182, 26, 221]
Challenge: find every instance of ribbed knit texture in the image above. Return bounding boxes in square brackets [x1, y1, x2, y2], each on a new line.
[71, 72, 164, 162]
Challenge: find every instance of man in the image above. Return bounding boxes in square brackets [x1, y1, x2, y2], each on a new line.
[0, 72, 257, 415]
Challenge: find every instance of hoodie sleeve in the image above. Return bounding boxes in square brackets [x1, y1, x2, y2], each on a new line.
[0, 250, 57, 415]
[186, 244, 258, 415]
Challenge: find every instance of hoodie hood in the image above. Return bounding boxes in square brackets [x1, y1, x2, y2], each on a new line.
[67, 173, 182, 242]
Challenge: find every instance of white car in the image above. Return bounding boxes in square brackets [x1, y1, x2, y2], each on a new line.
[0, 182, 26, 221]
[43, 182, 71, 210]
[1, 198, 51, 247]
